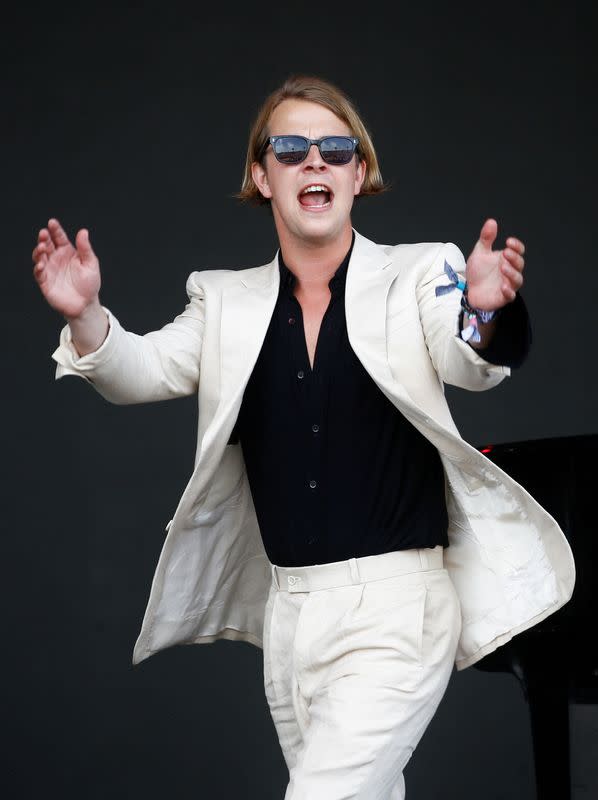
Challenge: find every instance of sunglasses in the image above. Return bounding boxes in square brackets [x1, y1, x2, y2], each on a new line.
[264, 135, 360, 165]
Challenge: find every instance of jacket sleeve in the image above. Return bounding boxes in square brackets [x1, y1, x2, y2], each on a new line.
[464, 290, 532, 369]
[50, 271, 205, 404]
[415, 242, 511, 391]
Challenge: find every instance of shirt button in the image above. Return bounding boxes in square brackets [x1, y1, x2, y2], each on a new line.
[288, 317, 296, 325]
[311, 424, 319, 433]
[308, 536, 317, 545]
[297, 370, 305, 379]
[309, 480, 317, 489]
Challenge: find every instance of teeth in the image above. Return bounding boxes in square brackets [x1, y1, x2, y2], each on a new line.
[301, 185, 329, 194]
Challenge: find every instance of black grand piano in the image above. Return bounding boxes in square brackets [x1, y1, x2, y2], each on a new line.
[473, 433, 597, 799]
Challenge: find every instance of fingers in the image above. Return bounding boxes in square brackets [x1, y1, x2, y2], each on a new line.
[32, 230, 50, 285]
[32, 227, 52, 263]
[33, 219, 69, 275]
[506, 236, 525, 256]
[503, 247, 524, 272]
[501, 246, 524, 298]
[32, 257, 46, 283]
[32, 252, 48, 286]
[478, 218, 498, 250]
[47, 217, 71, 249]
[75, 228, 95, 262]
[502, 284, 517, 302]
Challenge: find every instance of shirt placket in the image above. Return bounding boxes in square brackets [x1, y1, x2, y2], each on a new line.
[285, 289, 328, 550]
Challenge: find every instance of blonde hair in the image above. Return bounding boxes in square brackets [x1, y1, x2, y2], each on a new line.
[237, 74, 389, 206]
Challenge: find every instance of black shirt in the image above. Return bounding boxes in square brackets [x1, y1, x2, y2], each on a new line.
[236, 234, 531, 568]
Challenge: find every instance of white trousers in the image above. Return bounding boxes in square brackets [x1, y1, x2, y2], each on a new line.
[263, 545, 462, 800]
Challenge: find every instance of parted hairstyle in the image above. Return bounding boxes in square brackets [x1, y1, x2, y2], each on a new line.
[237, 74, 389, 206]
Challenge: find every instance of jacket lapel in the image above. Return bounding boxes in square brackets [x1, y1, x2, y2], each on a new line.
[218, 228, 403, 419]
[218, 254, 280, 420]
[345, 230, 413, 407]
[212, 229, 454, 475]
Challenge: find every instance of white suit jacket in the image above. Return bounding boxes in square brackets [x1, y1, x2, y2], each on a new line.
[51, 229, 575, 671]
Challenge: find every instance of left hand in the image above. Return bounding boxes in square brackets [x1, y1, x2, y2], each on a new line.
[465, 218, 525, 311]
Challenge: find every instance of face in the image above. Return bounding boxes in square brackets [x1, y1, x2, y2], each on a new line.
[251, 98, 366, 248]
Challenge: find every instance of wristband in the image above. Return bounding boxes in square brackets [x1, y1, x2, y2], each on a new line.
[435, 259, 501, 343]
[459, 288, 501, 342]
[460, 288, 498, 323]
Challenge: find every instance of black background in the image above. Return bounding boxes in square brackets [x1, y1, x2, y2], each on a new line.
[3, 2, 593, 798]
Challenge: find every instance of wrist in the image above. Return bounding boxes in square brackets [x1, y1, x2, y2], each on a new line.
[461, 288, 500, 322]
[433, 261, 502, 345]
[64, 297, 102, 324]
[458, 288, 502, 344]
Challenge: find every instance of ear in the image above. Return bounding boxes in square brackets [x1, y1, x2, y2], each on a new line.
[354, 158, 367, 196]
[251, 160, 273, 200]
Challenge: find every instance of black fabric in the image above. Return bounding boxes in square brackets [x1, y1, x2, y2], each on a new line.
[464, 291, 532, 368]
[236, 235, 531, 567]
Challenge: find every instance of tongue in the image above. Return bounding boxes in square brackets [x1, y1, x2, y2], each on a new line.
[300, 191, 329, 207]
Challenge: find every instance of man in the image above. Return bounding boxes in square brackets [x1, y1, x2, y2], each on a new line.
[35, 75, 575, 800]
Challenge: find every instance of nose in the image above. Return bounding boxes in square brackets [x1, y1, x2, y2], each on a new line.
[302, 143, 327, 170]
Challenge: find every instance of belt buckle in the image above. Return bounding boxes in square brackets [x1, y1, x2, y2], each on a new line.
[287, 575, 303, 592]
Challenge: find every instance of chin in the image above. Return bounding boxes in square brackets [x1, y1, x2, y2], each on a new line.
[274, 201, 350, 245]
[296, 212, 346, 240]
[298, 224, 339, 245]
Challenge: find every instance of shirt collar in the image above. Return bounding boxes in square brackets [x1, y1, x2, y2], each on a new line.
[278, 231, 355, 297]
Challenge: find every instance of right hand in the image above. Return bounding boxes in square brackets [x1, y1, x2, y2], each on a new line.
[32, 218, 102, 319]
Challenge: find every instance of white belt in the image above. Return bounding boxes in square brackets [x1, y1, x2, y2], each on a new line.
[270, 545, 444, 593]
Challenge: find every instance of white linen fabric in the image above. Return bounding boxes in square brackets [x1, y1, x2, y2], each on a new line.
[264, 546, 460, 799]
[50, 229, 576, 672]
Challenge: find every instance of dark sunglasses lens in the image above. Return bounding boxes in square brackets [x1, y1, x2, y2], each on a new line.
[320, 137, 356, 164]
[272, 136, 308, 163]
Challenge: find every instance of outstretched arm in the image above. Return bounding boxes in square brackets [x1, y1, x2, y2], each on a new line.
[35, 218, 205, 404]
[462, 218, 526, 349]
[415, 242, 510, 392]
[33, 218, 109, 355]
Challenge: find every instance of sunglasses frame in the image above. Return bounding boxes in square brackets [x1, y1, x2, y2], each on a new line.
[264, 135, 360, 165]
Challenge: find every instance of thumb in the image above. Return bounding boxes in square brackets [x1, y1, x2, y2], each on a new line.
[478, 218, 498, 251]
[75, 228, 96, 263]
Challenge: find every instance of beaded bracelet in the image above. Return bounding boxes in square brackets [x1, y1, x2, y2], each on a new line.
[435, 259, 500, 344]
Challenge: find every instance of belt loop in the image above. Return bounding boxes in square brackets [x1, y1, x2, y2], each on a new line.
[418, 548, 427, 571]
[270, 563, 280, 589]
[348, 557, 361, 585]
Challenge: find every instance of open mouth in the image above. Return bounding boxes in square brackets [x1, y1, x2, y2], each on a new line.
[298, 184, 333, 210]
